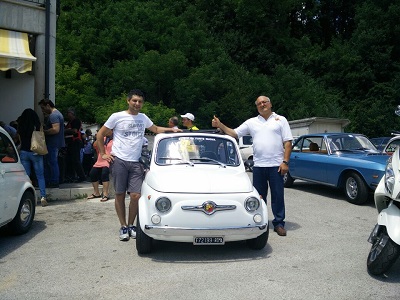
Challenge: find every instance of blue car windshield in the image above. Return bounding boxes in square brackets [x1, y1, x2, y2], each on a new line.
[155, 136, 240, 166]
[328, 135, 378, 152]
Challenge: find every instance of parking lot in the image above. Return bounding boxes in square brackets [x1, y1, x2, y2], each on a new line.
[1, 177, 399, 300]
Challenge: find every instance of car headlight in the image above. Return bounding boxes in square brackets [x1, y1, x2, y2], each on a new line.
[245, 196, 260, 212]
[155, 197, 171, 212]
[384, 156, 395, 195]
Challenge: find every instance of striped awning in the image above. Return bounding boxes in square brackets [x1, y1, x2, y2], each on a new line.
[0, 29, 37, 73]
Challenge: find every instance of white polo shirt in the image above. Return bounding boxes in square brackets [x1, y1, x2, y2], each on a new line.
[234, 113, 293, 167]
[104, 111, 153, 162]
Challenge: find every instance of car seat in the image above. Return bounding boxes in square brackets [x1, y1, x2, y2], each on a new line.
[309, 142, 319, 152]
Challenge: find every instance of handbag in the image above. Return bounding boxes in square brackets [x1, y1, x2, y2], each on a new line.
[30, 125, 48, 155]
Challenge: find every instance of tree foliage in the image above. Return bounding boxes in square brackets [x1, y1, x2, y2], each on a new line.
[55, 0, 400, 136]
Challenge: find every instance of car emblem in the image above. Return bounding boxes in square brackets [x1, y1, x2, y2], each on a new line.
[181, 201, 236, 215]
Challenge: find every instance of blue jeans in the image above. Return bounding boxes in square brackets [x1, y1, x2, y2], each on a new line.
[20, 150, 46, 198]
[45, 145, 60, 184]
[253, 166, 285, 228]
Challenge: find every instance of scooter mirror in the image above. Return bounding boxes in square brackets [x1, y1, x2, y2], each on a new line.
[395, 105, 400, 116]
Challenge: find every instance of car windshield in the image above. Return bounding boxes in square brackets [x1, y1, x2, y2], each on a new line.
[155, 136, 240, 166]
[327, 134, 378, 152]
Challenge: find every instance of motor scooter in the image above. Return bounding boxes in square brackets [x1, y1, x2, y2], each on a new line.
[367, 109, 400, 275]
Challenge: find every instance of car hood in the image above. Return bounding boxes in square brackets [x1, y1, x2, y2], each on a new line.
[145, 167, 253, 193]
[340, 153, 389, 165]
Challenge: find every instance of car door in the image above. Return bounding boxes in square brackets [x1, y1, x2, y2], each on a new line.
[0, 132, 21, 225]
[290, 137, 327, 183]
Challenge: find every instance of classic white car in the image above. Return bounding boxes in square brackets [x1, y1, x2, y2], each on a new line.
[136, 131, 268, 254]
[0, 126, 36, 235]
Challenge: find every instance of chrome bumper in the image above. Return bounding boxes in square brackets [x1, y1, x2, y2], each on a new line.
[144, 223, 268, 236]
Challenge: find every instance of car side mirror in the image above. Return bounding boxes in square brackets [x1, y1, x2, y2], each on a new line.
[244, 159, 254, 169]
[139, 156, 150, 169]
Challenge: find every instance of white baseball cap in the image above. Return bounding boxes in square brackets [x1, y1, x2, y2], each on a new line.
[180, 113, 195, 121]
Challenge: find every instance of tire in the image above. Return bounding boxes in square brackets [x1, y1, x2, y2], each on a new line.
[344, 172, 369, 204]
[246, 226, 269, 250]
[284, 172, 294, 188]
[367, 227, 400, 275]
[8, 191, 35, 235]
[136, 212, 153, 254]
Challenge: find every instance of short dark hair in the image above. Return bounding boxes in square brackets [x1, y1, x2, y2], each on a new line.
[171, 116, 179, 126]
[127, 89, 146, 101]
[39, 98, 55, 108]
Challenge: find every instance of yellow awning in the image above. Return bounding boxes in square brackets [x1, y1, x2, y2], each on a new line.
[0, 29, 37, 73]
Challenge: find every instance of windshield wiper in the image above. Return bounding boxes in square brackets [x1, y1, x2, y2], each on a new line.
[158, 157, 194, 166]
[190, 158, 226, 168]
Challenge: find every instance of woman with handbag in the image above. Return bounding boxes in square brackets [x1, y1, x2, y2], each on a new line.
[17, 108, 48, 207]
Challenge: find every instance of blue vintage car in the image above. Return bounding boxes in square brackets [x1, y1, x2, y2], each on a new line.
[284, 133, 390, 205]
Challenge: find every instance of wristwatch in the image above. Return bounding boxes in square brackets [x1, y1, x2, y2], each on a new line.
[283, 160, 289, 165]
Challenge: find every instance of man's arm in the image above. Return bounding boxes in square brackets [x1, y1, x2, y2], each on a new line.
[147, 125, 181, 134]
[44, 122, 60, 135]
[96, 126, 113, 161]
[211, 115, 238, 139]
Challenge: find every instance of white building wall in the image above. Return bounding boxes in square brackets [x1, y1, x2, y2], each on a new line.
[0, 70, 34, 123]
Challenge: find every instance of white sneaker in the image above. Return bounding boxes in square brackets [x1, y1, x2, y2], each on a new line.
[119, 226, 130, 241]
[40, 197, 48, 207]
[128, 225, 137, 239]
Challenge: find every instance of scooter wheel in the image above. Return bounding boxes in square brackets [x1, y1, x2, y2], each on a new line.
[367, 228, 400, 275]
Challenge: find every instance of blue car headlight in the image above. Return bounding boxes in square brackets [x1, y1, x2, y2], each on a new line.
[155, 197, 171, 212]
[245, 197, 260, 212]
[384, 156, 395, 195]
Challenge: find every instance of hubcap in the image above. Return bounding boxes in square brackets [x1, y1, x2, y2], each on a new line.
[346, 177, 357, 199]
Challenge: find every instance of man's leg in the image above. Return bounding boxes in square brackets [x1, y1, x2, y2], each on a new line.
[268, 166, 286, 233]
[128, 193, 140, 225]
[114, 192, 127, 227]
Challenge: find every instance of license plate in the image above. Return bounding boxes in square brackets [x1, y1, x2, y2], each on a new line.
[193, 237, 224, 245]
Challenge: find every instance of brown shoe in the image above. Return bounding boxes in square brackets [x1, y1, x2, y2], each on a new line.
[274, 226, 287, 236]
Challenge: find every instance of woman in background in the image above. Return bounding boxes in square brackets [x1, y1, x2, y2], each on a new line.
[17, 108, 48, 206]
[87, 134, 113, 202]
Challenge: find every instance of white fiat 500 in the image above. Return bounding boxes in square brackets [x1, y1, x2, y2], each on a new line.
[0, 126, 36, 235]
[136, 131, 268, 254]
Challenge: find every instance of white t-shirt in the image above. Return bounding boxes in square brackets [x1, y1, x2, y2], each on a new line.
[234, 113, 293, 167]
[104, 111, 153, 162]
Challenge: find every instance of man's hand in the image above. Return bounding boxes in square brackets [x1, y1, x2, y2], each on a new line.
[212, 115, 220, 128]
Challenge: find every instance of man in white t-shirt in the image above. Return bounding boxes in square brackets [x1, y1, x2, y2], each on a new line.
[97, 89, 181, 241]
[212, 95, 293, 236]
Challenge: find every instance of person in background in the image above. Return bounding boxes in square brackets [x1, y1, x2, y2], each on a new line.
[96, 88, 181, 242]
[212, 95, 293, 236]
[180, 113, 199, 130]
[87, 135, 113, 202]
[168, 116, 179, 129]
[64, 108, 86, 183]
[17, 108, 48, 206]
[82, 130, 94, 178]
[39, 98, 65, 188]
[0, 120, 19, 146]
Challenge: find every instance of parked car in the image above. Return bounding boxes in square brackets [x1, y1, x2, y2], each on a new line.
[284, 133, 389, 205]
[238, 135, 253, 171]
[0, 126, 36, 234]
[136, 131, 269, 254]
[382, 135, 400, 155]
[370, 136, 391, 152]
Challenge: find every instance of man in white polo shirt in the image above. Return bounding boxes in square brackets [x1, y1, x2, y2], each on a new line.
[212, 95, 293, 236]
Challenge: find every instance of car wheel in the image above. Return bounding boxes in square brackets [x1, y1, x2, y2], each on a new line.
[367, 227, 400, 275]
[136, 212, 153, 254]
[246, 225, 269, 250]
[283, 172, 294, 188]
[8, 191, 35, 235]
[344, 172, 368, 205]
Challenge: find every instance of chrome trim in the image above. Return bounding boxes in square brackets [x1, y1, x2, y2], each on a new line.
[181, 201, 236, 215]
[144, 223, 268, 236]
